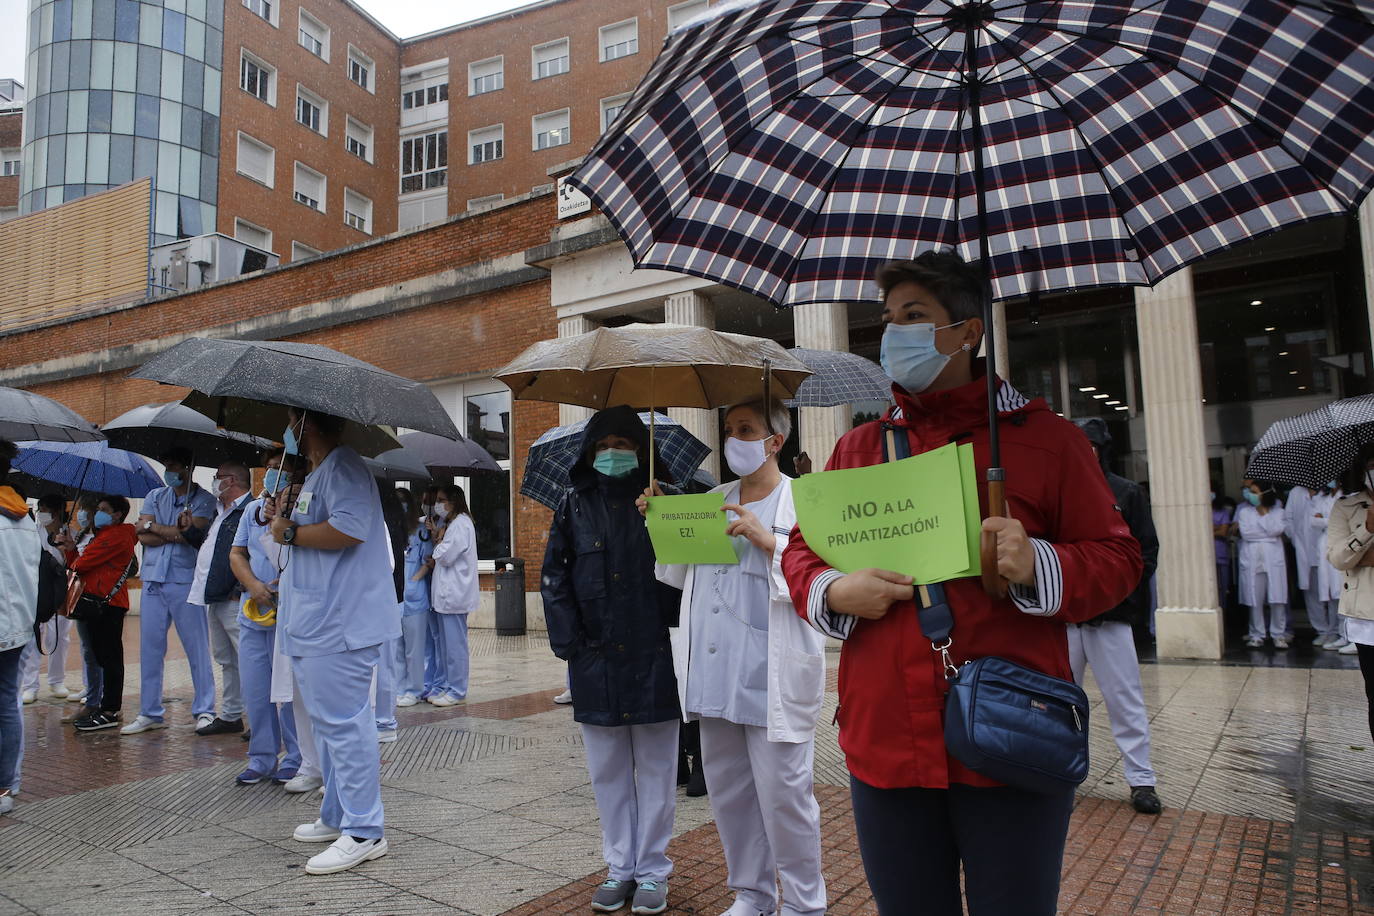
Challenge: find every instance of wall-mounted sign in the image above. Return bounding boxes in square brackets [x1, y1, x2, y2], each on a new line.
[556, 176, 591, 219]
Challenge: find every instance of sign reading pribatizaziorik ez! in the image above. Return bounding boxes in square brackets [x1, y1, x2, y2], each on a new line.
[792, 442, 980, 584]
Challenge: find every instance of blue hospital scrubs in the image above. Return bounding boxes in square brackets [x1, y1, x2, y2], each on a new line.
[394, 530, 433, 699]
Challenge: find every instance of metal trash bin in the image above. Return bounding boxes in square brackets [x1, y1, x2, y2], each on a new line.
[493, 557, 527, 636]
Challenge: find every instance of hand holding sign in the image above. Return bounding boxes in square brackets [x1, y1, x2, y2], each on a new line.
[827, 568, 915, 620]
[722, 503, 775, 554]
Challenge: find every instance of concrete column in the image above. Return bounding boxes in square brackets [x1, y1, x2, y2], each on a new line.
[557, 315, 596, 426]
[664, 291, 721, 481]
[792, 301, 851, 471]
[1361, 196, 1374, 353]
[1135, 267, 1222, 660]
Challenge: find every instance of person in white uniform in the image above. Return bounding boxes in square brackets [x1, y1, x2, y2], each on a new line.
[647, 399, 827, 916]
[1307, 483, 1345, 648]
[1237, 479, 1289, 649]
[426, 484, 478, 705]
[269, 409, 401, 876]
[19, 494, 72, 702]
[1326, 446, 1374, 738]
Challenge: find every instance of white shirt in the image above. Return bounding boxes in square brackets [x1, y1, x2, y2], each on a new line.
[431, 514, 479, 614]
[189, 492, 251, 607]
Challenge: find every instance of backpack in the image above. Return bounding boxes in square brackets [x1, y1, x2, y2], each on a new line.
[33, 549, 67, 653]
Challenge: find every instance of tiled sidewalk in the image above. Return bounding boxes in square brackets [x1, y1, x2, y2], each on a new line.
[3, 631, 1372, 915]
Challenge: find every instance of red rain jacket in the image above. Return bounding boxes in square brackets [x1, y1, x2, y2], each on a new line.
[70, 524, 138, 610]
[782, 367, 1142, 789]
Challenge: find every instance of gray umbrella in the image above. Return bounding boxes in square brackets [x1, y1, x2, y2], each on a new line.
[397, 430, 501, 477]
[365, 446, 434, 483]
[131, 338, 461, 443]
[103, 401, 275, 466]
[784, 348, 893, 408]
[0, 386, 104, 443]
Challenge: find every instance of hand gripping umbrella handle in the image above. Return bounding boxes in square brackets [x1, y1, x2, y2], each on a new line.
[980, 468, 1009, 599]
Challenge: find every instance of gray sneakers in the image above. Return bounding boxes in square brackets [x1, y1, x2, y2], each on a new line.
[631, 880, 668, 915]
[591, 879, 635, 912]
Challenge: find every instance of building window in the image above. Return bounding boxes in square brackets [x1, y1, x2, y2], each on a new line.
[240, 52, 275, 104]
[467, 194, 504, 211]
[291, 241, 321, 261]
[235, 131, 275, 187]
[293, 162, 326, 212]
[243, 0, 275, 26]
[298, 9, 329, 60]
[398, 192, 448, 231]
[667, 0, 710, 30]
[468, 125, 503, 165]
[296, 86, 326, 134]
[600, 94, 631, 132]
[532, 109, 570, 151]
[461, 384, 513, 562]
[348, 46, 373, 92]
[600, 19, 639, 62]
[1, 150, 18, 177]
[234, 217, 273, 252]
[401, 130, 447, 192]
[469, 56, 503, 96]
[402, 82, 448, 109]
[345, 117, 373, 163]
[532, 39, 570, 80]
[344, 188, 372, 233]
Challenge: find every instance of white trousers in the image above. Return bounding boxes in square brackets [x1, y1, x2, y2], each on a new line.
[20, 616, 71, 692]
[1246, 572, 1288, 641]
[292, 677, 321, 781]
[1305, 578, 1340, 641]
[582, 719, 679, 883]
[1068, 622, 1157, 787]
[698, 718, 826, 916]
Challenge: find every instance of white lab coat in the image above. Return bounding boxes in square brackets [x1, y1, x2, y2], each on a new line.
[655, 477, 826, 744]
[1310, 492, 1344, 602]
[1237, 503, 1288, 606]
[1285, 487, 1316, 588]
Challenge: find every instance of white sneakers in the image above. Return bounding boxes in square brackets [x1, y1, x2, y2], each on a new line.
[49, 684, 70, 699]
[293, 819, 342, 843]
[20, 689, 36, 704]
[119, 715, 166, 735]
[427, 694, 458, 707]
[282, 774, 324, 794]
[195, 713, 216, 730]
[304, 836, 388, 875]
[1324, 637, 1351, 650]
[553, 689, 573, 705]
[395, 694, 418, 707]
[377, 729, 398, 744]
[1339, 642, 1359, 655]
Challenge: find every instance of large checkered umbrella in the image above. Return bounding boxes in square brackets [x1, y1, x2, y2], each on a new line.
[570, 0, 1374, 593]
[786, 348, 893, 407]
[1246, 395, 1374, 492]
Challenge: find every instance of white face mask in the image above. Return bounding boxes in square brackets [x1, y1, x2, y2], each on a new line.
[212, 479, 229, 498]
[35, 511, 53, 527]
[724, 436, 772, 478]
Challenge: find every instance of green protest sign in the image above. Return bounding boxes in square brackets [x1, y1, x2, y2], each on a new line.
[645, 492, 740, 565]
[792, 442, 974, 584]
[946, 443, 984, 580]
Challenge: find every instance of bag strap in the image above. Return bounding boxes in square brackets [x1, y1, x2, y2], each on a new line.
[102, 557, 136, 604]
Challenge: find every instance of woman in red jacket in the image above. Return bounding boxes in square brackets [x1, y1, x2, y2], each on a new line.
[781, 251, 1142, 916]
[70, 496, 138, 732]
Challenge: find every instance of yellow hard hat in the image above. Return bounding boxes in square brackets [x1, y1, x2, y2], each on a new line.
[243, 596, 277, 626]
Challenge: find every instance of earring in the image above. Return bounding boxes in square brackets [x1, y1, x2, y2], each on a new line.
[961, 343, 973, 352]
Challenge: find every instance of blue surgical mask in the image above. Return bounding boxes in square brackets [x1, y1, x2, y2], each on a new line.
[283, 425, 300, 456]
[1243, 490, 1261, 506]
[262, 468, 285, 495]
[164, 470, 184, 488]
[1328, 480, 1339, 490]
[93, 510, 113, 529]
[593, 448, 639, 478]
[77, 509, 90, 529]
[879, 321, 966, 394]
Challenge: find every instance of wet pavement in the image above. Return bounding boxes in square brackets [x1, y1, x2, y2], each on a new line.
[2, 628, 1371, 915]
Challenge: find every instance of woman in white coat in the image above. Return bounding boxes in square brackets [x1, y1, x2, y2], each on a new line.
[1237, 479, 1289, 649]
[1325, 446, 1374, 739]
[643, 399, 827, 916]
[1308, 483, 1346, 649]
[427, 485, 478, 706]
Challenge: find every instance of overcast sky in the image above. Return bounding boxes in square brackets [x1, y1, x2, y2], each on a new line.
[0, 0, 538, 88]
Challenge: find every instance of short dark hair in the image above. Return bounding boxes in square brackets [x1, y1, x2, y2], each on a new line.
[290, 408, 347, 438]
[0, 438, 15, 479]
[1340, 442, 1374, 495]
[159, 446, 194, 468]
[875, 249, 987, 324]
[38, 493, 65, 513]
[100, 494, 131, 522]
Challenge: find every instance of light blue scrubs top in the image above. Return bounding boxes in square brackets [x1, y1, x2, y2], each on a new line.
[233, 496, 279, 632]
[402, 529, 433, 617]
[277, 446, 402, 657]
[140, 483, 218, 584]
[684, 479, 785, 729]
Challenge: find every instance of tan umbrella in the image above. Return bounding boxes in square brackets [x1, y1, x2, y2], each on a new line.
[496, 323, 812, 481]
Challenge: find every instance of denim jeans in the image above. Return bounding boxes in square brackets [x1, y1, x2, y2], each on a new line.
[0, 646, 24, 792]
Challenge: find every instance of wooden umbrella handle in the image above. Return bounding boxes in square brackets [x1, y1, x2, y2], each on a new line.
[980, 474, 1009, 599]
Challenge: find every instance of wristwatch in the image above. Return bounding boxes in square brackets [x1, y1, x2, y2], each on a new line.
[281, 522, 299, 544]
[141, 520, 154, 533]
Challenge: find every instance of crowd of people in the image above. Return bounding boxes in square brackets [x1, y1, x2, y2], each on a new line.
[1, 252, 1372, 914]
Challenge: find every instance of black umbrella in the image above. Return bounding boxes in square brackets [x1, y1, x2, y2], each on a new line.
[397, 430, 501, 477]
[103, 401, 275, 466]
[365, 446, 434, 483]
[0, 386, 104, 443]
[130, 339, 462, 450]
[1246, 395, 1374, 491]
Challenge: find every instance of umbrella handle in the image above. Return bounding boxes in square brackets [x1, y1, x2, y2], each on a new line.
[980, 471, 1009, 599]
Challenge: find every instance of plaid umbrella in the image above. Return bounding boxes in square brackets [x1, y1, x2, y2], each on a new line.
[13, 439, 162, 498]
[785, 348, 893, 407]
[520, 411, 712, 510]
[1245, 395, 1374, 491]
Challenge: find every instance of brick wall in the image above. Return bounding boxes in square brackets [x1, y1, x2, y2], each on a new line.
[0, 109, 20, 210]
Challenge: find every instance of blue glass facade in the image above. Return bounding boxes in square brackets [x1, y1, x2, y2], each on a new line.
[20, 0, 225, 243]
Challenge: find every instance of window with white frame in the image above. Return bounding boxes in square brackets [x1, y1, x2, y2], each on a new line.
[293, 162, 325, 211]
[468, 56, 503, 96]
[402, 82, 448, 109]
[344, 188, 372, 233]
[468, 125, 503, 165]
[531, 39, 569, 80]
[400, 130, 447, 192]
[600, 94, 630, 132]
[667, 0, 709, 30]
[298, 9, 329, 59]
[397, 193, 448, 231]
[467, 194, 504, 211]
[296, 85, 326, 134]
[243, 0, 275, 25]
[240, 51, 275, 104]
[235, 131, 274, 186]
[348, 46, 373, 92]
[291, 241, 321, 261]
[234, 217, 272, 252]
[599, 19, 638, 61]
[532, 109, 570, 151]
[1, 150, 19, 177]
[345, 117, 373, 162]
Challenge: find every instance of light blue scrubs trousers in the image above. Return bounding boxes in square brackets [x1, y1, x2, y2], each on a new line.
[139, 580, 217, 720]
[435, 612, 470, 701]
[293, 643, 385, 839]
[393, 613, 428, 699]
[422, 610, 441, 697]
[238, 624, 300, 777]
[374, 639, 397, 732]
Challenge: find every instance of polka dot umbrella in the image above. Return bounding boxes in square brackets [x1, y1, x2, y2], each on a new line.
[1245, 395, 1374, 492]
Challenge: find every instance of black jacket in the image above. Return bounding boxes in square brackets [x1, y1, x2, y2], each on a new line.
[1090, 470, 1159, 626]
[182, 495, 249, 604]
[540, 406, 681, 727]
